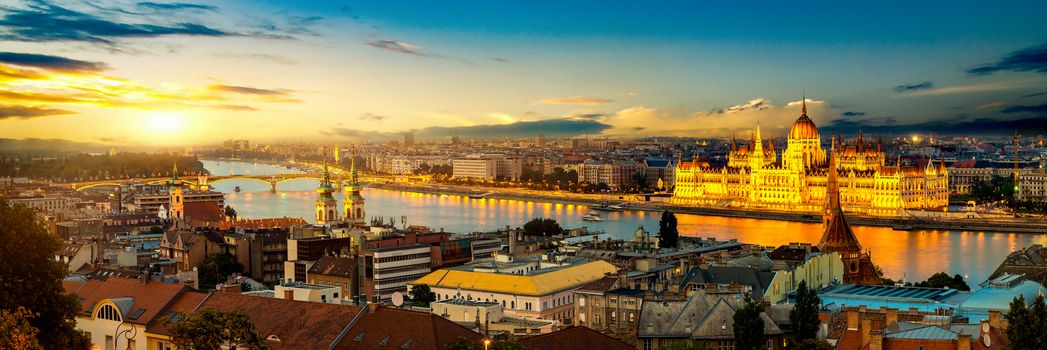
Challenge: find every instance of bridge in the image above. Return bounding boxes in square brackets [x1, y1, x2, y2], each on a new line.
[58, 162, 389, 192]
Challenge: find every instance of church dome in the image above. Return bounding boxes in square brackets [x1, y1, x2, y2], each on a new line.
[789, 114, 819, 140]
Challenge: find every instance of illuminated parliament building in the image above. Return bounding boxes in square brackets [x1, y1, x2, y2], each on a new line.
[672, 99, 948, 216]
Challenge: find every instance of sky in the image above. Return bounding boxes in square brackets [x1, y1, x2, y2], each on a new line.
[1, 0, 1046, 147]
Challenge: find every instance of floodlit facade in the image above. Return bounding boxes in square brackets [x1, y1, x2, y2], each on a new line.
[673, 100, 948, 216]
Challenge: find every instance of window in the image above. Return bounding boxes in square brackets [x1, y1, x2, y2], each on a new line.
[643, 339, 652, 350]
[96, 304, 121, 321]
[579, 297, 586, 307]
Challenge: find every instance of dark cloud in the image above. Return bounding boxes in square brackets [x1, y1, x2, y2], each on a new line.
[827, 116, 1047, 136]
[491, 57, 510, 63]
[967, 43, 1047, 75]
[1020, 91, 1047, 99]
[211, 104, 258, 111]
[326, 118, 611, 140]
[359, 113, 386, 121]
[569, 113, 608, 119]
[0, 105, 75, 119]
[209, 84, 290, 96]
[1001, 104, 1047, 114]
[0, 138, 111, 152]
[136, 2, 217, 12]
[0, 51, 109, 72]
[893, 81, 934, 92]
[840, 111, 866, 117]
[0, 1, 232, 44]
[365, 39, 429, 57]
[97, 136, 128, 143]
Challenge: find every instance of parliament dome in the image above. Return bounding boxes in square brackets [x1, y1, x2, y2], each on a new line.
[789, 114, 820, 140]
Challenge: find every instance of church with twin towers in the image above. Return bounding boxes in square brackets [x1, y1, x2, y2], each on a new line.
[314, 156, 366, 225]
[672, 98, 949, 216]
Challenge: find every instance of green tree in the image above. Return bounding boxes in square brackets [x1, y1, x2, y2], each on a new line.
[788, 339, 832, 350]
[409, 284, 437, 307]
[0, 307, 43, 350]
[633, 171, 649, 191]
[1004, 294, 1047, 350]
[789, 280, 821, 344]
[658, 210, 679, 248]
[522, 218, 563, 237]
[198, 253, 244, 291]
[0, 200, 91, 350]
[913, 272, 970, 291]
[733, 294, 766, 350]
[166, 308, 270, 350]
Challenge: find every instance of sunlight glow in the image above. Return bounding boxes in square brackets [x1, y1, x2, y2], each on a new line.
[146, 112, 184, 134]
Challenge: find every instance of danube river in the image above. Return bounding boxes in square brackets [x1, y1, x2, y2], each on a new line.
[204, 160, 1046, 287]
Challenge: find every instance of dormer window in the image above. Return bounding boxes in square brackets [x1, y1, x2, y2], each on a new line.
[96, 304, 121, 321]
[266, 334, 281, 342]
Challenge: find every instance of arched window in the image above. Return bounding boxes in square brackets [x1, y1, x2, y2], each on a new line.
[328, 209, 334, 218]
[96, 304, 121, 321]
[356, 208, 362, 218]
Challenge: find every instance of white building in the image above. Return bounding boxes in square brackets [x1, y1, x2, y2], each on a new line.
[409, 255, 617, 326]
[452, 154, 523, 181]
[274, 281, 342, 304]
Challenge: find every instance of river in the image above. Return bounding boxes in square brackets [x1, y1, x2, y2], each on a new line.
[203, 160, 1046, 287]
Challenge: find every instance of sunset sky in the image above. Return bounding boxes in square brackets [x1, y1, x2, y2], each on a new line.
[1, 0, 1046, 147]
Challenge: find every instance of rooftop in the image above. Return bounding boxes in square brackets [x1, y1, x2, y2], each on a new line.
[411, 260, 618, 296]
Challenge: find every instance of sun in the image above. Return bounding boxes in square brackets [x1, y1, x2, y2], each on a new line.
[145, 112, 184, 134]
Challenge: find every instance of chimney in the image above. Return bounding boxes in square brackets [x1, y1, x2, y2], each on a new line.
[885, 308, 898, 326]
[368, 303, 380, 314]
[988, 310, 1001, 329]
[283, 289, 294, 300]
[508, 229, 517, 256]
[870, 332, 883, 350]
[221, 283, 242, 294]
[957, 334, 971, 350]
[846, 309, 859, 330]
[861, 318, 871, 347]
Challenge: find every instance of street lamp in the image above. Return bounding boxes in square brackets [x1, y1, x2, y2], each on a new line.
[483, 338, 491, 350]
[114, 321, 137, 350]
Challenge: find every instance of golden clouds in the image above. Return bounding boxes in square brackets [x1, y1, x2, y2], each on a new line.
[0, 52, 302, 122]
[536, 96, 615, 106]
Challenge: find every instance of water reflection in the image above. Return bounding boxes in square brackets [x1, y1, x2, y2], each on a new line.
[204, 160, 1047, 286]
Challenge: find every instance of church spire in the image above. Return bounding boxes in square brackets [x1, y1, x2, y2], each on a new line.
[801, 92, 807, 116]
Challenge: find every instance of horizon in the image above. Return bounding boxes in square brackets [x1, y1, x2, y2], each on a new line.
[1, 0, 1046, 147]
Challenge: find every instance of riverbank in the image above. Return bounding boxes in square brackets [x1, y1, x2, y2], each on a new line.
[369, 182, 1047, 234]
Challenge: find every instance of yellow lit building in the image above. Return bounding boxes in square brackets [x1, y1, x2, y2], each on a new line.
[673, 99, 948, 216]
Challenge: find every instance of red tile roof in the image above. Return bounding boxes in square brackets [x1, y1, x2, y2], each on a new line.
[308, 255, 357, 277]
[334, 305, 483, 350]
[63, 277, 193, 326]
[519, 326, 634, 350]
[197, 292, 363, 350]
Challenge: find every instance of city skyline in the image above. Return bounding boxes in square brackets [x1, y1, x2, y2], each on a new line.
[1, 0, 1046, 147]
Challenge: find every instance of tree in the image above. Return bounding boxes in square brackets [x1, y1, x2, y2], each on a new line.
[1004, 294, 1047, 350]
[197, 253, 244, 291]
[788, 339, 832, 350]
[0, 200, 91, 350]
[409, 284, 437, 307]
[0, 307, 42, 350]
[633, 171, 649, 191]
[733, 294, 766, 350]
[790, 280, 821, 344]
[913, 272, 970, 291]
[522, 218, 563, 237]
[658, 210, 679, 248]
[224, 205, 237, 220]
[167, 308, 270, 350]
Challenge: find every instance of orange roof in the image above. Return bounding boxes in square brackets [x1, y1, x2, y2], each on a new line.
[519, 326, 633, 350]
[64, 277, 193, 326]
[198, 292, 363, 350]
[334, 305, 482, 350]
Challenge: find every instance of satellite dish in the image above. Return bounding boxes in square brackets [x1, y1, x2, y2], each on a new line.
[391, 292, 404, 307]
[982, 334, 991, 347]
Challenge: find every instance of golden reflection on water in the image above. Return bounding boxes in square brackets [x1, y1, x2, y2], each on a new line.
[214, 176, 1047, 285]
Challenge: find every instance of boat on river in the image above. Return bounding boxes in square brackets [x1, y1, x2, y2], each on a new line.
[582, 211, 604, 222]
[591, 202, 626, 212]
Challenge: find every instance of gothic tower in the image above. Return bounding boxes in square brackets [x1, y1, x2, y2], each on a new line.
[315, 155, 339, 225]
[169, 163, 185, 221]
[818, 150, 881, 284]
[343, 158, 366, 224]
